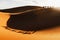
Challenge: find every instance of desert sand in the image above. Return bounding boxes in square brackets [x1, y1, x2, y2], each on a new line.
[0, 12, 60, 40]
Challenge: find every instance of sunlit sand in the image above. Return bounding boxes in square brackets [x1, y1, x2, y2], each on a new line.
[0, 12, 60, 40]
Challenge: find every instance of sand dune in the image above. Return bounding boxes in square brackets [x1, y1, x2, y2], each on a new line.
[0, 12, 60, 40]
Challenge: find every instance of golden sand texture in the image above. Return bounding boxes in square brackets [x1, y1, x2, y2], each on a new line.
[0, 12, 60, 40]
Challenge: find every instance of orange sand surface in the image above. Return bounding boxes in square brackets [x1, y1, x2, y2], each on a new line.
[0, 12, 60, 40]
